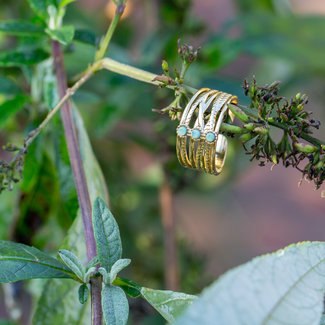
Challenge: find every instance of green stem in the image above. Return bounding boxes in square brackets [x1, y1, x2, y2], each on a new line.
[95, 5, 125, 61]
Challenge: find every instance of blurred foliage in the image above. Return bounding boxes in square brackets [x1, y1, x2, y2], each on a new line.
[0, 0, 325, 323]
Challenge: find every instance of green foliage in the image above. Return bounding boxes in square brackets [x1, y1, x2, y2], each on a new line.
[46, 25, 75, 45]
[33, 108, 109, 324]
[0, 49, 49, 67]
[92, 197, 122, 272]
[59, 0, 77, 8]
[140, 287, 196, 323]
[0, 95, 30, 129]
[78, 283, 89, 304]
[101, 284, 129, 325]
[0, 240, 75, 282]
[58, 249, 85, 282]
[175, 242, 325, 325]
[27, 0, 58, 21]
[0, 20, 45, 36]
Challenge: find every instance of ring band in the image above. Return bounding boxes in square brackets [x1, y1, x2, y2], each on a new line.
[176, 88, 238, 175]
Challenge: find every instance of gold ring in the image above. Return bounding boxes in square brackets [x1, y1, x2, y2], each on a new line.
[176, 88, 238, 175]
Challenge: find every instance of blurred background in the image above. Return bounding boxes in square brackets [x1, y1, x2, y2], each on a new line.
[1, 0, 325, 324]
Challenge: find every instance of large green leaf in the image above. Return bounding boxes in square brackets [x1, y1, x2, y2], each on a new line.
[0, 49, 49, 67]
[92, 198, 122, 271]
[33, 106, 109, 324]
[102, 285, 129, 325]
[46, 25, 75, 45]
[0, 95, 30, 129]
[141, 287, 196, 323]
[0, 240, 74, 283]
[175, 242, 325, 325]
[0, 20, 45, 36]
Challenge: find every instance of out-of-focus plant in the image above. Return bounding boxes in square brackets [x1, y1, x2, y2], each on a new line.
[1, 0, 325, 325]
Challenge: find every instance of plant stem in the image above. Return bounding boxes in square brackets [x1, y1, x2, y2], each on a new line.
[51, 41, 102, 325]
[159, 175, 179, 291]
[95, 5, 125, 61]
[100, 57, 197, 94]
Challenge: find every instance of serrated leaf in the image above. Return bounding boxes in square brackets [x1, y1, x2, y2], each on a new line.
[58, 249, 84, 281]
[0, 240, 74, 283]
[141, 287, 196, 323]
[46, 25, 75, 45]
[102, 285, 129, 325]
[0, 48, 49, 67]
[33, 106, 109, 324]
[27, 0, 58, 21]
[0, 20, 45, 36]
[78, 284, 89, 304]
[175, 242, 325, 325]
[0, 95, 30, 129]
[92, 198, 122, 272]
[73, 29, 97, 46]
[59, 0, 76, 8]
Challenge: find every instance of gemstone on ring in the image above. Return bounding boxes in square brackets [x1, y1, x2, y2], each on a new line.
[177, 126, 187, 136]
[206, 132, 216, 142]
[191, 129, 201, 139]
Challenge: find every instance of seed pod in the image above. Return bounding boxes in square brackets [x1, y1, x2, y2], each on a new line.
[229, 105, 250, 123]
[253, 126, 269, 135]
[294, 143, 317, 154]
[240, 133, 253, 143]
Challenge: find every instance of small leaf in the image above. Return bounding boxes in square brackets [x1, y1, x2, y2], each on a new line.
[92, 197, 122, 271]
[110, 259, 131, 283]
[0, 20, 45, 36]
[0, 49, 49, 67]
[84, 267, 96, 283]
[175, 242, 325, 325]
[102, 285, 129, 325]
[59, 0, 77, 8]
[86, 255, 99, 271]
[0, 240, 75, 283]
[46, 25, 75, 45]
[113, 277, 141, 298]
[0, 95, 30, 130]
[27, 0, 58, 21]
[74, 29, 97, 46]
[141, 287, 196, 323]
[58, 249, 85, 282]
[78, 284, 89, 304]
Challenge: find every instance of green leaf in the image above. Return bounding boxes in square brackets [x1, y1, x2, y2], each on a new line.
[0, 20, 45, 36]
[33, 106, 109, 324]
[86, 255, 99, 270]
[0, 76, 22, 96]
[78, 284, 89, 304]
[102, 285, 129, 325]
[141, 287, 196, 323]
[0, 240, 74, 283]
[92, 197, 122, 272]
[58, 249, 85, 282]
[27, 0, 58, 21]
[59, 0, 76, 8]
[0, 48, 49, 67]
[175, 242, 325, 325]
[113, 277, 141, 298]
[73, 29, 97, 46]
[46, 25, 75, 45]
[110, 259, 131, 283]
[0, 95, 30, 129]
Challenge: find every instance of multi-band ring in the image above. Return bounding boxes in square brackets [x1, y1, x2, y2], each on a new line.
[176, 88, 238, 175]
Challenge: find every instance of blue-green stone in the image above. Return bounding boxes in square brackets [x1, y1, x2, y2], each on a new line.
[191, 129, 201, 139]
[177, 126, 187, 136]
[206, 132, 216, 142]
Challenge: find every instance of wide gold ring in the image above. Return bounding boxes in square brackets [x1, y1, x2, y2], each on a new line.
[176, 88, 238, 175]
